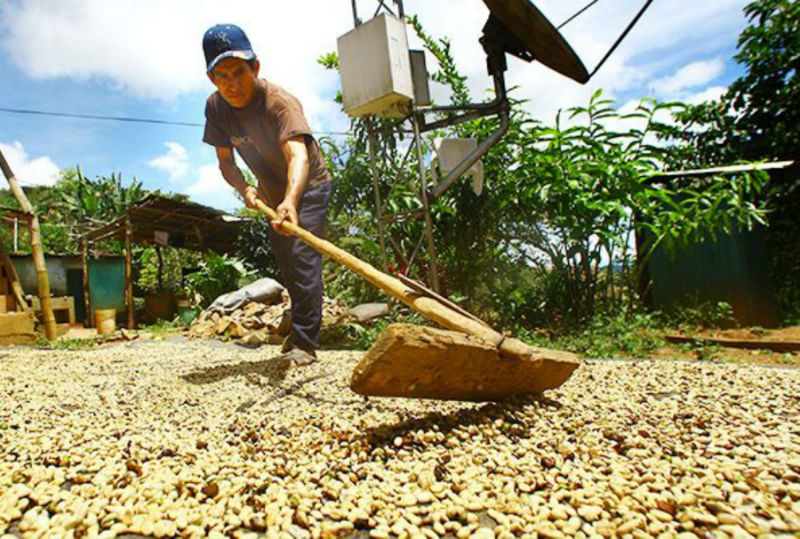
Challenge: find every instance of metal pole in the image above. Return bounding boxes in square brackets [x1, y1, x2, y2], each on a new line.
[351, 0, 360, 26]
[411, 115, 441, 293]
[13, 217, 17, 252]
[366, 119, 390, 270]
[395, 0, 404, 17]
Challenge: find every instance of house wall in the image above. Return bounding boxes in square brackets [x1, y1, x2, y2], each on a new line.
[640, 227, 780, 327]
[10, 255, 125, 324]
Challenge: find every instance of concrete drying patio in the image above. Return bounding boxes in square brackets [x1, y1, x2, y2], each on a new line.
[0, 340, 798, 539]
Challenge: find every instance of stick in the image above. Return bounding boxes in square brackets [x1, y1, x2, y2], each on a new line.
[0, 149, 57, 339]
[0, 240, 29, 311]
[255, 199, 536, 361]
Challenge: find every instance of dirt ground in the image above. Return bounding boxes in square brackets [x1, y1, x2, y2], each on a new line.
[687, 326, 800, 342]
[0, 339, 798, 539]
[659, 325, 800, 367]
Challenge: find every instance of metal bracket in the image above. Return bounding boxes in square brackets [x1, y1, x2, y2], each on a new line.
[416, 20, 513, 201]
[352, 0, 405, 27]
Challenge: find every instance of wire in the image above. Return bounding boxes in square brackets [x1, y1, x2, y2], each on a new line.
[558, 0, 601, 29]
[588, 0, 654, 80]
[0, 106, 349, 136]
[0, 106, 203, 127]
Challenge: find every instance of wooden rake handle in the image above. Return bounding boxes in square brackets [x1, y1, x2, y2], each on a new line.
[253, 199, 537, 361]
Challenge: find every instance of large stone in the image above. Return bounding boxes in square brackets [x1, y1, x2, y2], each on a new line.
[214, 316, 232, 335]
[350, 323, 579, 401]
[348, 302, 390, 323]
[0, 312, 37, 346]
[228, 321, 247, 338]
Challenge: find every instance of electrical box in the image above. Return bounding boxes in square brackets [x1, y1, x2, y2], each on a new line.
[337, 14, 414, 118]
[432, 139, 485, 196]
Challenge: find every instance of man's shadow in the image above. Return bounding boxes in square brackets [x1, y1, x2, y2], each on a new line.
[359, 394, 562, 450]
[180, 354, 288, 386]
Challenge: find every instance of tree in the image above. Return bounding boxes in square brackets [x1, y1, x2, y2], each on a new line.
[317, 18, 769, 328]
[659, 0, 799, 324]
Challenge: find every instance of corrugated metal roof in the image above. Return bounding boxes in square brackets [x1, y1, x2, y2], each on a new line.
[83, 194, 248, 254]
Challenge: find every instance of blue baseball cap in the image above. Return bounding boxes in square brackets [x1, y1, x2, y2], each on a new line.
[203, 24, 256, 73]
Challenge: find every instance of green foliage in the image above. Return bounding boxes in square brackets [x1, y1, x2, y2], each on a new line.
[667, 295, 737, 330]
[36, 336, 98, 351]
[320, 310, 425, 350]
[136, 246, 202, 295]
[316, 17, 770, 331]
[407, 15, 469, 105]
[520, 312, 665, 359]
[657, 0, 799, 325]
[184, 253, 253, 307]
[680, 339, 724, 362]
[233, 210, 280, 278]
[39, 168, 146, 254]
[139, 318, 186, 335]
[663, 0, 799, 165]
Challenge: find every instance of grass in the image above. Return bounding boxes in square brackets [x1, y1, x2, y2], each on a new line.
[37, 337, 99, 351]
[138, 318, 186, 338]
[518, 312, 666, 359]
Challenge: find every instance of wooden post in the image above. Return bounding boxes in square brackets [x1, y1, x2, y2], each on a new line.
[125, 217, 134, 329]
[0, 149, 57, 340]
[0, 240, 29, 312]
[82, 238, 92, 328]
[156, 245, 164, 291]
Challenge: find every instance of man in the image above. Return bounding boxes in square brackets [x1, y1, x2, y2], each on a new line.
[202, 24, 332, 366]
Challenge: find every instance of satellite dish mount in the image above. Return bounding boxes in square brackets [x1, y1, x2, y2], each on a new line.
[338, 0, 588, 292]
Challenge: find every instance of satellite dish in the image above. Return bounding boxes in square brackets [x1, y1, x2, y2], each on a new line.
[481, 0, 589, 83]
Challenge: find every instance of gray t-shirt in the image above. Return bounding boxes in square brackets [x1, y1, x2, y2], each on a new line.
[203, 79, 331, 206]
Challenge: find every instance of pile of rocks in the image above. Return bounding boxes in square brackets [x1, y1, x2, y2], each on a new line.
[188, 291, 350, 346]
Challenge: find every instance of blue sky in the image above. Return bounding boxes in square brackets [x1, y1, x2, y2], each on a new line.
[0, 0, 750, 212]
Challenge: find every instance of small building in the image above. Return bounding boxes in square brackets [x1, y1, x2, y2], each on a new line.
[10, 253, 125, 325]
[637, 161, 796, 328]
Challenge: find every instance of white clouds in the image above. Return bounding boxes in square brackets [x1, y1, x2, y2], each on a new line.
[686, 85, 727, 105]
[148, 142, 189, 181]
[145, 141, 238, 210]
[1, 0, 750, 192]
[0, 0, 749, 126]
[184, 163, 239, 210]
[0, 0, 350, 130]
[186, 163, 224, 196]
[651, 59, 726, 97]
[0, 141, 60, 186]
[403, 0, 747, 123]
[144, 140, 237, 209]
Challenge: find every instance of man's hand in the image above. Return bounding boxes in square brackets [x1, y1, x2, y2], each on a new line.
[273, 199, 298, 236]
[243, 186, 260, 210]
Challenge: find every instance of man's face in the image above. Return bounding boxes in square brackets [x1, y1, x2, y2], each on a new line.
[208, 57, 260, 109]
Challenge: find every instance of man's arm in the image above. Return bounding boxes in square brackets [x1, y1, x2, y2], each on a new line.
[273, 136, 310, 235]
[215, 146, 265, 209]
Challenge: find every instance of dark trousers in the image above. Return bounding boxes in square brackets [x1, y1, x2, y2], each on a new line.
[268, 181, 331, 352]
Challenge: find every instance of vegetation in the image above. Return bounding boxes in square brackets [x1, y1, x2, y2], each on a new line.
[184, 253, 254, 308]
[317, 14, 769, 334]
[657, 0, 799, 324]
[2, 0, 795, 360]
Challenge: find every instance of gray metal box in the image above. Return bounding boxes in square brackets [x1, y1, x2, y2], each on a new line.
[337, 14, 414, 118]
[409, 50, 431, 106]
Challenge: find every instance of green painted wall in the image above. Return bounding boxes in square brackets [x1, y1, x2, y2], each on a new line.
[642, 227, 779, 327]
[10, 255, 125, 325]
[88, 259, 126, 318]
